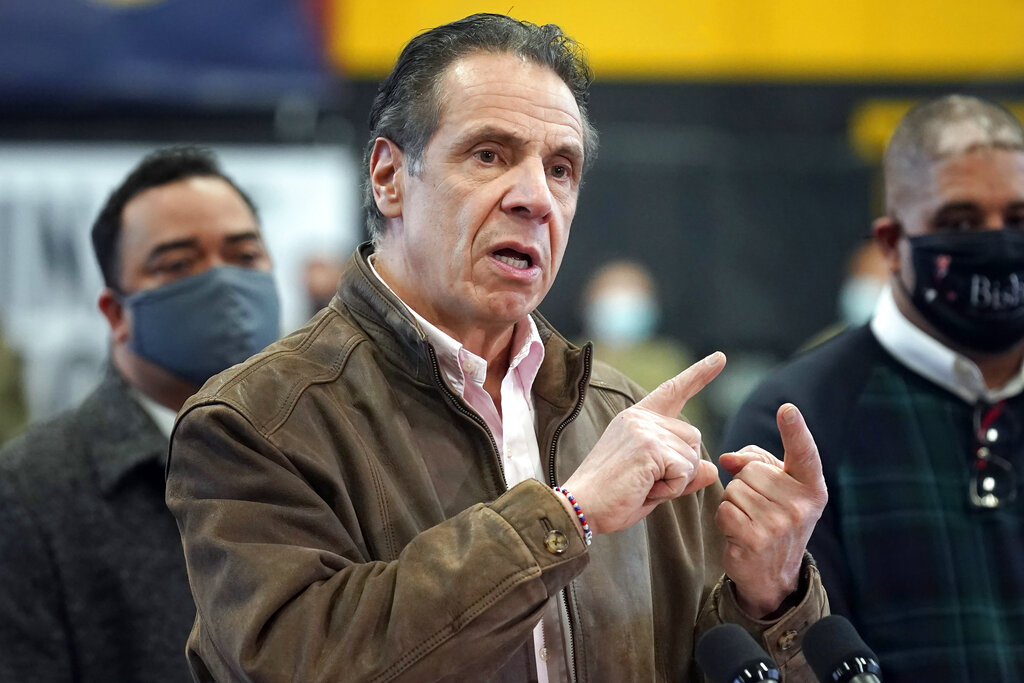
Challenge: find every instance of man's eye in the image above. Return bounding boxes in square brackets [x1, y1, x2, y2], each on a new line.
[155, 259, 192, 275]
[476, 150, 497, 163]
[233, 251, 261, 266]
[936, 217, 978, 232]
[1005, 214, 1024, 229]
[550, 165, 570, 179]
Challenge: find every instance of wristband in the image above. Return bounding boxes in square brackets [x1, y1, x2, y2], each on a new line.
[553, 486, 593, 546]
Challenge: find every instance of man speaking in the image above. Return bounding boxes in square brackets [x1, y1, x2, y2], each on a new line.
[167, 14, 829, 681]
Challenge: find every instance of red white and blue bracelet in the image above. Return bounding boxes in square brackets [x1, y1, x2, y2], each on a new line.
[553, 486, 593, 546]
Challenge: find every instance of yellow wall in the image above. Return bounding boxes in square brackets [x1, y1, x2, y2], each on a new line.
[327, 1, 1024, 80]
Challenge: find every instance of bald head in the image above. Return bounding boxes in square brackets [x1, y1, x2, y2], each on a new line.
[884, 95, 1024, 215]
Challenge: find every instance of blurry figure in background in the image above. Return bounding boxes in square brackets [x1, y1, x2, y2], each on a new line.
[0, 147, 281, 682]
[302, 253, 346, 317]
[800, 239, 891, 351]
[0, 326, 28, 445]
[723, 94, 1024, 681]
[581, 259, 709, 434]
[837, 239, 889, 327]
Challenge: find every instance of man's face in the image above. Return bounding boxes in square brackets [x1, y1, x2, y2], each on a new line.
[374, 51, 585, 340]
[104, 175, 272, 345]
[891, 147, 1024, 286]
[118, 176, 271, 295]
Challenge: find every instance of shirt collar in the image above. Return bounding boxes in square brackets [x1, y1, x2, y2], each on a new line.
[128, 385, 177, 439]
[871, 285, 1024, 404]
[365, 255, 545, 394]
[88, 366, 170, 496]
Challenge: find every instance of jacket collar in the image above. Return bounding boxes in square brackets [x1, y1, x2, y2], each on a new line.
[85, 365, 168, 496]
[335, 242, 588, 414]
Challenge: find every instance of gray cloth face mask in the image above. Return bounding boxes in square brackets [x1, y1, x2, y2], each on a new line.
[123, 265, 281, 386]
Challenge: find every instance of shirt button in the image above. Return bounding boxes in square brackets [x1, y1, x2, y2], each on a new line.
[539, 647, 550, 662]
[777, 629, 799, 651]
[543, 529, 569, 554]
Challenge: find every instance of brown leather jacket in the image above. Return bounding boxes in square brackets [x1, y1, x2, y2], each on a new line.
[166, 244, 827, 682]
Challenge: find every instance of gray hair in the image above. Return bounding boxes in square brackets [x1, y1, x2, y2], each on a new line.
[884, 94, 1024, 214]
[362, 13, 599, 244]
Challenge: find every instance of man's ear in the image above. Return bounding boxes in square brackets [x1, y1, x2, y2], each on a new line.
[98, 288, 131, 345]
[872, 216, 903, 273]
[369, 137, 405, 219]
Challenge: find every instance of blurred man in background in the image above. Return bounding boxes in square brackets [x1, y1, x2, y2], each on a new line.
[581, 259, 691, 390]
[837, 240, 889, 328]
[723, 94, 1024, 681]
[167, 14, 828, 682]
[580, 259, 710, 435]
[302, 253, 346, 318]
[0, 147, 280, 682]
[799, 240, 890, 350]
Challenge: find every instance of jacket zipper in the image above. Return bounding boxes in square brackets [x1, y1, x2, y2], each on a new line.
[546, 344, 593, 683]
[426, 345, 506, 486]
[429, 341, 592, 683]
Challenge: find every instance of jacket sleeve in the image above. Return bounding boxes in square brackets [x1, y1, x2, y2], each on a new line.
[695, 552, 829, 682]
[166, 402, 589, 683]
[0, 470, 75, 682]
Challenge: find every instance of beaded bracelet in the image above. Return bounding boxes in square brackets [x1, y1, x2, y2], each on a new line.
[553, 486, 593, 546]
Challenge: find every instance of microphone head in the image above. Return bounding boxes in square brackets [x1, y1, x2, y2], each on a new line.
[803, 615, 882, 682]
[696, 623, 781, 682]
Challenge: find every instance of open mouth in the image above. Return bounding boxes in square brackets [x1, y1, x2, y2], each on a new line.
[493, 248, 533, 270]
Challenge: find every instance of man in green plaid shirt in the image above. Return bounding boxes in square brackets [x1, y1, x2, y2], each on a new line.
[723, 94, 1024, 682]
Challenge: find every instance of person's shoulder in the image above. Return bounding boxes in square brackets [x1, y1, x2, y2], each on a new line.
[724, 325, 887, 455]
[752, 325, 883, 400]
[588, 357, 647, 404]
[0, 400, 97, 496]
[180, 304, 370, 433]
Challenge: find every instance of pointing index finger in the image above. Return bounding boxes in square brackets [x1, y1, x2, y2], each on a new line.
[636, 352, 726, 418]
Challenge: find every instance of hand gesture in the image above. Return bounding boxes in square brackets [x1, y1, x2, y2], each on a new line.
[563, 352, 725, 535]
[716, 404, 828, 617]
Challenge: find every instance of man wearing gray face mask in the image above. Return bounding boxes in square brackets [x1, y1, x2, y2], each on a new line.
[723, 95, 1024, 681]
[0, 146, 280, 682]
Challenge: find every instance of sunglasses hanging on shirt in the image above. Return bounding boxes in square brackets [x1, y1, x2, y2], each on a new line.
[970, 400, 1018, 510]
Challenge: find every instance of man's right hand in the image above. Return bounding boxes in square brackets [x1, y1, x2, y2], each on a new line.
[561, 352, 725, 535]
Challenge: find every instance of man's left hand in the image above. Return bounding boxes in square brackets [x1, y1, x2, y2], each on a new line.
[716, 403, 828, 617]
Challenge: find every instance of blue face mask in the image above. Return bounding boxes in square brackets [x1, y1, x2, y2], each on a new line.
[123, 266, 281, 386]
[838, 276, 884, 326]
[585, 290, 659, 345]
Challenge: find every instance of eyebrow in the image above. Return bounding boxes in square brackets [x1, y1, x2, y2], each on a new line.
[937, 200, 977, 209]
[456, 125, 585, 165]
[144, 230, 263, 263]
[146, 238, 199, 264]
[934, 200, 1024, 214]
[223, 231, 264, 246]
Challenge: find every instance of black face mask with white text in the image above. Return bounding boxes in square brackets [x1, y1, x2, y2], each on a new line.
[904, 229, 1024, 354]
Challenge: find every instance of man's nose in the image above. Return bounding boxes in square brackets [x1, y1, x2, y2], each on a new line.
[985, 213, 1008, 230]
[501, 158, 553, 223]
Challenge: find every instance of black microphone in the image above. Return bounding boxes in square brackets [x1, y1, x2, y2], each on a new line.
[696, 623, 781, 683]
[803, 615, 882, 683]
